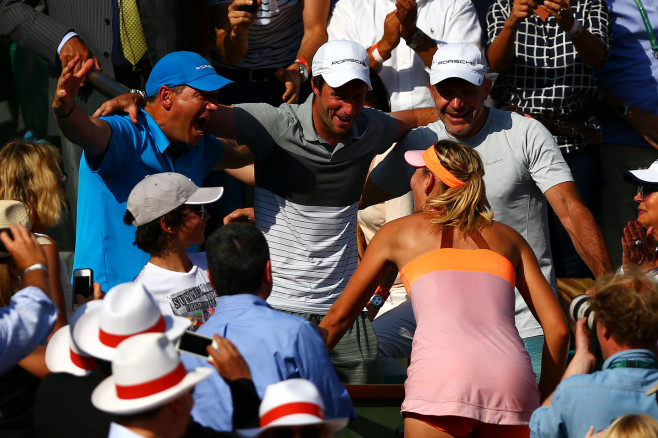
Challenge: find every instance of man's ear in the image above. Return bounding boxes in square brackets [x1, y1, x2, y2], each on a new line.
[206, 269, 215, 289]
[311, 77, 320, 97]
[263, 260, 272, 286]
[158, 86, 174, 110]
[482, 78, 493, 100]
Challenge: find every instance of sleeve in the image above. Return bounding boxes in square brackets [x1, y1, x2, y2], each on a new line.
[370, 127, 436, 197]
[0, 286, 57, 375]
[232, 104, 289, 160]
[95, 115, 141, 175]
[441, 0, 483, 49]
[529, 388, 570, 438]
[367, 109, 401, 155]
[227, 378, 260, 429]
[583, 0, 611, 57]
[486, 0, 510, 47]
[0, 0, 71, 65]
[518, 116, 574, 193]
[326, 0, 355, 42]
[294, 321, 356, 421]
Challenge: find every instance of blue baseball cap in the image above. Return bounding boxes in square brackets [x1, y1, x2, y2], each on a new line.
[145, 51, 231, 97]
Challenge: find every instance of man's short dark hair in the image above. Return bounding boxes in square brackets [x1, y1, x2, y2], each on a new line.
[123, 206, 186, 256]
[205, 223, 270, 296]
[312, 75, 326, 92]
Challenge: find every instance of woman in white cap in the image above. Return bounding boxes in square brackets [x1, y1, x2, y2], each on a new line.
[124, 173, 223, 329]
[321, 140, 569, 437]
[619, 160, 658, 277]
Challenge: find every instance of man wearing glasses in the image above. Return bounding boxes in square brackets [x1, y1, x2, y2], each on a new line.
[52, 52, 253, 291]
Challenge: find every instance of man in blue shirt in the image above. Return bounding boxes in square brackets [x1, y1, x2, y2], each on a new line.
[52, 51, 253, 290]
[181, 223, 354, 432]
[530, 272, 658, 437]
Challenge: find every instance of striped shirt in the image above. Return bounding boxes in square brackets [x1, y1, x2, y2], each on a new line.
[211, 0, 304, 69]
[233, 95, 399, 313]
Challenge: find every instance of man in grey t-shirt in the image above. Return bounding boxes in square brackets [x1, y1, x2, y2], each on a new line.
[365, 43, 611, 378]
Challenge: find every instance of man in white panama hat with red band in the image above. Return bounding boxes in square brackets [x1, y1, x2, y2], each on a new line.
[237, 378, 349, 438]
[92, 333, 212, 438]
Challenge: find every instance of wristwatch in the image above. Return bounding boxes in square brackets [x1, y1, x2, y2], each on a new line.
[616, 102, 630, 118]
[129, 89, 147, 99]
[406, 28, 425, 50]
[370, 293, 385, 307]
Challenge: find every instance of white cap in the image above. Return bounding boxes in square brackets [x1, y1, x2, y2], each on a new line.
[624, 159, 658, 186]
[430, 43, 487, 86]
[312, 40, 372, 89]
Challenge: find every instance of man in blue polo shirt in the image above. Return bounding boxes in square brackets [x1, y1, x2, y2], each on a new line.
[52, 51, 253, 290]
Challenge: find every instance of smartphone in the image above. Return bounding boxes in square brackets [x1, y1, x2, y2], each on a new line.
[237, 1, 259, 12]
[73, 268, 93, 299]
[0, 228, 12, 254]
[176, 331, 217, 357]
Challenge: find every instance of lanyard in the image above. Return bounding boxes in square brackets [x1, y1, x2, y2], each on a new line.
[633, 0, 658, 58]
[608, 359, 657, 369]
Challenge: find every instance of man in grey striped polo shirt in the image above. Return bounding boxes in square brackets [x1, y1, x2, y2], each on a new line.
[208, 39, 426, 383]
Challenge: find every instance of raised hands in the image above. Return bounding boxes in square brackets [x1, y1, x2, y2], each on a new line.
[52, 55, 96, 118]
[622, 220, 657, 274]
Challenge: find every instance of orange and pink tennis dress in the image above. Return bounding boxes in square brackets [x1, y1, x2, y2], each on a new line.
[400, 229, 540, 425]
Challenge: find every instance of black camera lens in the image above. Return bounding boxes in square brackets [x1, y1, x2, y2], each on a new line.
[569, 294, 595, 330]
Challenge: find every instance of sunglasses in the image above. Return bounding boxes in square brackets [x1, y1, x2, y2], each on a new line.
[189, 205, 206, 219]
[638, 185, 658, 200]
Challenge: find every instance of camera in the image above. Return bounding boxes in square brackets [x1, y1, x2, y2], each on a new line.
[569, 294, 596, 330]
[0, 228, 13, 255]
[237, 1, 258, 12]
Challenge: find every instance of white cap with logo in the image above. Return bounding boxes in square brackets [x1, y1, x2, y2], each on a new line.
[430, 43, 487, 87]
[312, 40, 372, 89]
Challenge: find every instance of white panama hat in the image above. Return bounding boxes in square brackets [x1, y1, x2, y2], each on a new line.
[92, 333, 212, 415]
[45, 300, 103, 375]
[237, 379, 349, 437]
[73, 282, 191, 361]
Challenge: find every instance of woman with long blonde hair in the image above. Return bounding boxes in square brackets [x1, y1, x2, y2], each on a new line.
[321, 140, 569, 437]
[0, 139, 69, 329]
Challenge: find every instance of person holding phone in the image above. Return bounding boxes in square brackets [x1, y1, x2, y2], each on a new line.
[486, 0, 610, 278]
[0, 221, 58, 436]
[125, 172, 224, 328]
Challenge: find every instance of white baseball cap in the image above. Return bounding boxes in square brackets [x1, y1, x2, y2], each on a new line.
[312, 40, 372, 89]
[430, 43, 487, 86]
[624, 159, 658, 186]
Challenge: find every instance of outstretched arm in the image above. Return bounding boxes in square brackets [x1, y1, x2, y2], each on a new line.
[320, 227, 395, 350]
[53, 57, 111, 159]
[545, 181, 612, 276]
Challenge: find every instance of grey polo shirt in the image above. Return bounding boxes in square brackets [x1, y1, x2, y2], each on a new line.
[371, 108, 574, 338]
[233, 94, 399, 313]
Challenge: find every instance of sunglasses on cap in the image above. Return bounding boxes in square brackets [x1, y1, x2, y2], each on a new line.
[638, 185, 658, 201]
